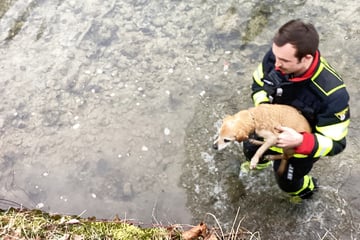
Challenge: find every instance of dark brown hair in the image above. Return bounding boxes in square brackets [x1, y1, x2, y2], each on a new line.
[273, 19, 319, 61]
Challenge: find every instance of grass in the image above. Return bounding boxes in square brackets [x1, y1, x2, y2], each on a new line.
[0, 207, 259, 240]
[0, 208, 171, 240]
[0, 206, 339, 240]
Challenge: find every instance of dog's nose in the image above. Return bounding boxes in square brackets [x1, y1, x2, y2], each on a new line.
[213, 143, 218, 150]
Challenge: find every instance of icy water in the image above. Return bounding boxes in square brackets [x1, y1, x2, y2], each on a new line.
[0, 0, 359, 239]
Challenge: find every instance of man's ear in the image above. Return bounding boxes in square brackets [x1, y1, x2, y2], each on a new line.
[302, 54, 313, 63]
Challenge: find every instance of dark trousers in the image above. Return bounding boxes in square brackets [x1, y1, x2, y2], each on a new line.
[243, 137, 318, 197]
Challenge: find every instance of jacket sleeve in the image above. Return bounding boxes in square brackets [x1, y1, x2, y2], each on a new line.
[251, 50, 274, 105]
[295, 88, 350, 157]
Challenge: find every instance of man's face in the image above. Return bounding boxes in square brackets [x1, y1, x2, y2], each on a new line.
[272, 43, 309, 75]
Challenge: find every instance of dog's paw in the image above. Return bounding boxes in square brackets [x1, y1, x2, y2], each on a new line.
[249, 158, 258, 169]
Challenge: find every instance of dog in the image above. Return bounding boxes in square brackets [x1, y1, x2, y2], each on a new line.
[213, 104, 311, 175]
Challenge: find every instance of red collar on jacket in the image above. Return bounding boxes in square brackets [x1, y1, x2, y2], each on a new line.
[276, 50, 320, 82]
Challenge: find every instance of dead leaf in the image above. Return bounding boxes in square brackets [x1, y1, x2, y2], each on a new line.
[181, 222, 207, 240]
[205, 232, 218, 240]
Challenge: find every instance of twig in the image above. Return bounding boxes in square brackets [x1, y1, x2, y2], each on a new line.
[77, 209, 87, 218]
[318, 228, 338, 240]
[206, 212, 225, 239]
[152, 199, 160, 225]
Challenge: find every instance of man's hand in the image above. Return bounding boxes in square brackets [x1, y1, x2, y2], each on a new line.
[275, 126, 303, 148]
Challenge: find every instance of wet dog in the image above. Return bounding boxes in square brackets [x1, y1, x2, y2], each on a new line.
[213, 104, 311, 175]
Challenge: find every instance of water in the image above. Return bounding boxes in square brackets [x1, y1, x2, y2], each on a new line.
[0, 0, 359, 239]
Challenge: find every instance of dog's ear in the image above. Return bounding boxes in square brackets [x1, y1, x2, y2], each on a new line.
[235, 129, 248, 142]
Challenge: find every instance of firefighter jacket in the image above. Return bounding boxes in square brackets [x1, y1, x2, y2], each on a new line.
[251, 49, 350, 158]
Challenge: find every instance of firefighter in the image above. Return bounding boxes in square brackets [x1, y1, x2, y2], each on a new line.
[242, 19, 350, 199]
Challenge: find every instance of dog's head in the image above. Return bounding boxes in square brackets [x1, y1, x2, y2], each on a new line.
[213, 114, 249, 151]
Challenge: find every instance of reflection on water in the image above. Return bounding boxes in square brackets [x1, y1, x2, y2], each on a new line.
[0, 0, 359, 239]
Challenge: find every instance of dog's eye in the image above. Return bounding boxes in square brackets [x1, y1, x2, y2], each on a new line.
[224, 139, 231, 143]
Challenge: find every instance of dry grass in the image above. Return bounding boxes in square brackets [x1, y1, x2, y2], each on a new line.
[205, 207, 261, 240]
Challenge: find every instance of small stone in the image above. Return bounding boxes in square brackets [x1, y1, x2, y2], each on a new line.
[60, 196, 68, 202]
[141, 146, 148, 151]
[36, 203, 44, 209]
[111, 70, 118, 77]
[91, 193, 97, 198]
[164, 128, 170, 135]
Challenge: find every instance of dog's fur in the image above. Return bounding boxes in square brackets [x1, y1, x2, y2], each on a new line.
[213, 104, 311, 175]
